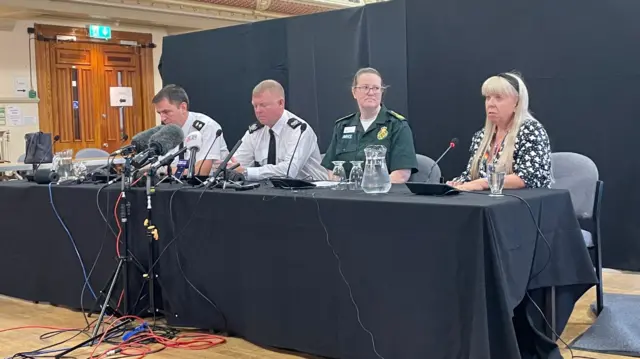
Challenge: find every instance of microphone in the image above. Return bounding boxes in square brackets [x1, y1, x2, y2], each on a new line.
[196, 129, 223, 176]
[34, 134, 61, 172]
[285, 123, 307, 178]
[184, 132, 203, 178]
[269, 123, 316, 189]
[121, 133, 129, 142]
[202, 138, 243, 188]
[150, 145, 188, 171]
[131, 124, 184, 168]
[425, 138, 458, 182]
[111, 126, 163, 156]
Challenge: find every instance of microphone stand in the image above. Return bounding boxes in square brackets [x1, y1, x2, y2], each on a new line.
[88, 157, 131, 327]
[82, 156, 147, 355]
[144, 161, 161, 321]
[157, 162, 183, 185]
[203, 139, 243, 189]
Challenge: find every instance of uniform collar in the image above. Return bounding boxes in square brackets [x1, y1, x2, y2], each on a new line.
[182, 112, 195, 132]
[357, 105, 389, 134]
[269, 110, 288, 136]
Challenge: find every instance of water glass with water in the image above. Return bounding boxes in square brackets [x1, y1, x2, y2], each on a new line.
[487, 163, 506, 197]
[331, 161, 347, 190]
[348, 161, 364, 190]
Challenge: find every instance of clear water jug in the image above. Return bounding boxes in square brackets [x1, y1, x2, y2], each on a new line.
[361, 145, 391, 194]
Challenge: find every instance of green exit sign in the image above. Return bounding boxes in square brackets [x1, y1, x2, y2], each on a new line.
[88, 25, 111, 40]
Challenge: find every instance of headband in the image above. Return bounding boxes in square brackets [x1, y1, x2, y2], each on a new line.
[497, 73, 520, 93]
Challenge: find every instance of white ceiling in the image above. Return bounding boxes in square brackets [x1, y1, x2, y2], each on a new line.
[0, 0, 371, 33]
[0, 0, 270, 33]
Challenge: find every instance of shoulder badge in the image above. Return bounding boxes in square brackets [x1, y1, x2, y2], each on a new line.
[248, 122, 264, 134]
[387, 110, 406, 121]
[335, 113, 356, 123]
[192, 119, 206, 131]
[287, 117, 302, 129]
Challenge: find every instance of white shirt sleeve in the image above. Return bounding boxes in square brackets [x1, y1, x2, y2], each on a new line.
[218, 135, 230, 159]
[195, 123, 222, 162]
[245, 127, 316, 181]
[233, 131, 255, 167]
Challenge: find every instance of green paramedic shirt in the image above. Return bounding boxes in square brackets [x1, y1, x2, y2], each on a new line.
[321, 106, 418, 176]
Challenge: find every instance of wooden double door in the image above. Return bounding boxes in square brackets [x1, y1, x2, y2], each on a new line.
[35, 24, 156, 155]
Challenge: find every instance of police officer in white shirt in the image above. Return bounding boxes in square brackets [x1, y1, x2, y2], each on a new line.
[152, 85, 228, 176]
[230, 80, 327, 181]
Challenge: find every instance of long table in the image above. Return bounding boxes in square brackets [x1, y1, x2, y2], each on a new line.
[0, 181, 597, 359]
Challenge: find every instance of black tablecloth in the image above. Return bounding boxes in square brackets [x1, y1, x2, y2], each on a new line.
[0, 181, 597, 359]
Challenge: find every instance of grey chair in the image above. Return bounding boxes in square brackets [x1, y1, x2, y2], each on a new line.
[549, 152, 604, 328]
[409, 154, 441, 183]
[17, 153, 25, 163]
[76, 148, 110, 159]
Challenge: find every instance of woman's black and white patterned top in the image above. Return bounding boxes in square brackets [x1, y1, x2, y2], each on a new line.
[451, 118, 552, 188]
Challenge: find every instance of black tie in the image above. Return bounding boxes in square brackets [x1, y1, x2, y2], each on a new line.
[268, 129, 276, 165]
[178, 142, 185, 160]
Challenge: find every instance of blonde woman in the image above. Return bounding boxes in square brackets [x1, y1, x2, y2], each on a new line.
[447, 72, 552, 191]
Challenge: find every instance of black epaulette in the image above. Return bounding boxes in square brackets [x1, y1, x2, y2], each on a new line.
[335, 113, 356, 123]
[287, 117, 302, 129]
[192, 119, 206, 131]
[386, 109, 406, 121]
[248, 122, 264, 134]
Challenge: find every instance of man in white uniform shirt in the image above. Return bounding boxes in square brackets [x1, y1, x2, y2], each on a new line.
[152, 85, 228, 176]
[230, 80, 327, 181]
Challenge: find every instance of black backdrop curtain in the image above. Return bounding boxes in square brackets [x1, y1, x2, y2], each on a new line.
[159, 3, 407, 149]
[159, 0, 640, 270]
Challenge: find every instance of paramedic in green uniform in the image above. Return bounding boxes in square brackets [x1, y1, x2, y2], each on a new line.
[321, 67, 418, 183]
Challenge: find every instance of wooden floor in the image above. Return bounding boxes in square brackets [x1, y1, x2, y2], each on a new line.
[1, 270, 639, 358]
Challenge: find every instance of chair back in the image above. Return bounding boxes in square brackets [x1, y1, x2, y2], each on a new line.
[550, 152, 599, 218]
[76, 148, 110, 159]
[410, 154, 441, 183]
[17, 153, 25, 163]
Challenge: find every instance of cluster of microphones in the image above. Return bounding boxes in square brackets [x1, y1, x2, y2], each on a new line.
[109, 124, 231, 187]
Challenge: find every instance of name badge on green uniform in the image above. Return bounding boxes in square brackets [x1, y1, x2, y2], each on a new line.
[343, 126, 356, 134]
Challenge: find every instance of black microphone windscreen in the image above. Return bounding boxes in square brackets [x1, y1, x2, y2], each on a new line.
[215, 129, 222, 137]
[149, 124, 184, 156]
[131, 126, 164, 151]
[301, 123, 307, 132]
[451, 138, 459, 147]
[53, 135, 61, 142]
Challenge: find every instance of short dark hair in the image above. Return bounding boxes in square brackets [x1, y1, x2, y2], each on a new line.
[152, 84, 189, 108]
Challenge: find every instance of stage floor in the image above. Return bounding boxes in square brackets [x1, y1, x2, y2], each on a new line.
[1, 270, 637, 359]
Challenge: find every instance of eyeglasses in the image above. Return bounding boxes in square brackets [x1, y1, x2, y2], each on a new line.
[354, 85, 384, 94]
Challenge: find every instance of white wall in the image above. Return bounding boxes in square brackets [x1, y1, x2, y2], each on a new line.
[0, 19, 167, 162]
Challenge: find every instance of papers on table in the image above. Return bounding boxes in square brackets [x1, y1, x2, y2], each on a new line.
[312, 181, 339, 188]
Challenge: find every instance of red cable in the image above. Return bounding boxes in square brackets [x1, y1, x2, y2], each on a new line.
[113, 176, 143, 258]
[88, 315, 226, 359]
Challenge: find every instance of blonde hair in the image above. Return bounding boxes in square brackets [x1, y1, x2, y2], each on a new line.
[469, 72, 535, 180]
[253, 79, 285, 98]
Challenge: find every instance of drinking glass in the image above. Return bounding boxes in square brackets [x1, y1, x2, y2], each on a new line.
[331, 161, 347, 190]
[487, 163, 506, 197]
[348, 161, 364, 190]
